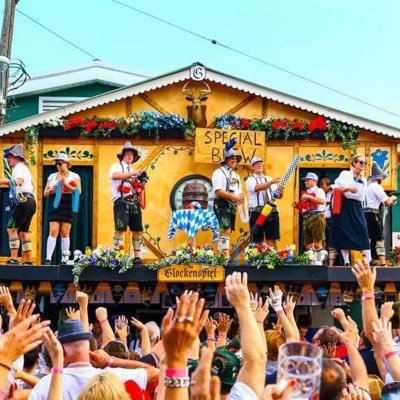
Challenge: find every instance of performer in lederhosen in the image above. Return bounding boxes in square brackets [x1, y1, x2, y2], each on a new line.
[329, 154, 370, 266]
[109, 142, 147, 265]
[0, 144, 36, 265]
[364, 162, 397, 266]
[212, 140, 244, 259]
[246, 156, 282, 248]
[320, 177, 337, 266]
[43, 154, 81, 265]
[297, 172, 326, 264]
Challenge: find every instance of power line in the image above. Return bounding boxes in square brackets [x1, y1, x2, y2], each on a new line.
[16, 9, 99, 60]
[112, 0, 400, 119]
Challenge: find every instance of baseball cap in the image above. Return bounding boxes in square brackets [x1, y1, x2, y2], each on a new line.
[251, 156, 263, 165]
[302, 172, 318, 181]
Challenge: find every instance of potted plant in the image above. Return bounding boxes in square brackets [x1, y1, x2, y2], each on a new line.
[309, 116, 328, 140]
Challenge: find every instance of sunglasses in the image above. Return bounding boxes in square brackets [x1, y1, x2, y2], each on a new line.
[55, 162, 64, 166]
[355, 160, 366, 165]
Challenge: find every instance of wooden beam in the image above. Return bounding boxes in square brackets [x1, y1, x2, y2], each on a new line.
[138, 93, 169, 115]
[207, 94, 256, 128]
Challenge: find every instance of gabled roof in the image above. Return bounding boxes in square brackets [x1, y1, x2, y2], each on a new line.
[9, 61, 150, 97]
[2, 62, 400, 138]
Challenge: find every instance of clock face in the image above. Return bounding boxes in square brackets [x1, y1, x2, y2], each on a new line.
[170, 174, 214, 211]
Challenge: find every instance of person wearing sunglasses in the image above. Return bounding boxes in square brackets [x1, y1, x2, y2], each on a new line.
[329, 154, 371, 266]
[43, 153, 81, 265]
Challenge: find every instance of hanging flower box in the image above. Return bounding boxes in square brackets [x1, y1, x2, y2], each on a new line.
[39, 126, 80, 138]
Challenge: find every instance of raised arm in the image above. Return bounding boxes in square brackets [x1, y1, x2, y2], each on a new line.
[283, 295, 300, 341]
[225, 272, 266, 397]
[75, 291, 89, 332]
[95, 307, 115, 347]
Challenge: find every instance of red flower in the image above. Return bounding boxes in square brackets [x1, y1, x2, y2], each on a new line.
[84, 121, 99, 133]
[265, 247, 272, 253]
[292, 121, 305, 131]
[188, 242, 193, 247]
[309, 116, 327, 132]
[257, 244, 263, 252]
[397, 254, 400, 261]
[278, 250, 286, 259]
[196, 244, 201, 249]
[271, 121, 287, 130]
[118, 244, 124, 250]
[241, 118, 250, 129]
[64, 117, 83, 130]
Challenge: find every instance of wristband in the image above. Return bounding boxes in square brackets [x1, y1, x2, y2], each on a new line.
[51, 367, 63, 374]
[107, 357, 115, 367]
[218, 333, 226, 338]
[257, 320, 263, 324]
[164, 377, 190, 388]
[384, 351, 398, 360]
[99, 319, 108, 325]
[207, 338, 216, 342]
[165, 368, 188, 378]
[361, 293, 374, 301]
[0, 361, 11, 371]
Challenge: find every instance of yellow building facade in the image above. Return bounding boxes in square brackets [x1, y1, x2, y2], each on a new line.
[0, 64, 398, 263]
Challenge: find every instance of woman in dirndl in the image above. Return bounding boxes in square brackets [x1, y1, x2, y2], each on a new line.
[329, 154, 370, 266]
[43, 153, 81, 265]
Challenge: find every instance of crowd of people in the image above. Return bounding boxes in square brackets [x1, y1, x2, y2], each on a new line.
[0, 260, 398, 399]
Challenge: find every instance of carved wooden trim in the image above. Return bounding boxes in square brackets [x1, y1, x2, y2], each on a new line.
[138, 93, 169, 115]
[207, 94, 257, 128]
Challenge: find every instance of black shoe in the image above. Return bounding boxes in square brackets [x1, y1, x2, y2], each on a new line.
[133, 257, 142, 265]
[344, 263, 350, 267]
[6, 258, 19, 265]
[369, 260, 378, 267]
[22, 261, 34, 266]
[44, 260, 52, 266]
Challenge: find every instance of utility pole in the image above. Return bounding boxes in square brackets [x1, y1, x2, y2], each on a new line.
[0, 0, 18, 124]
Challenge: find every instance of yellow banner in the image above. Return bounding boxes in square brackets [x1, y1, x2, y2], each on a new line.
[157, 264, 225, 282]
[195, 128, 265, 164]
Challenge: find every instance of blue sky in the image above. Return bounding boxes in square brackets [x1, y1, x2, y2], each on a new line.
[7, 0, 400, 128]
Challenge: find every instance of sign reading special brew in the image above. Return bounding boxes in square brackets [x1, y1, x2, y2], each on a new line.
[195, 128, 265, 164]
[157, 264, 225, 282]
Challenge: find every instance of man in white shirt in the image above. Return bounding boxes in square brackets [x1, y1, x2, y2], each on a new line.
[211, 144, 244, 259]
[364, 162, 396, 266]
[0, 144, 36, 265]
[298, 172, 326, 264]
[246, 156, 281, 248]
[108, 142, 147, 264]
[29, 319, 157, 400]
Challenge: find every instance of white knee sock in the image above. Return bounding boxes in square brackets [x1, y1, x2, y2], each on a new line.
[46, 236, 57, 261]
[362, 249, 372, 262]
[61, 237, 70, 261]
[341, 250, 350, 265]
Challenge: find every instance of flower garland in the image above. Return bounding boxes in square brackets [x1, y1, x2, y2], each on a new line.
[389, 246, 400, 266]
[214, 114, 359, 151]
[146, 243, 229, 270]
[244, 244, 313, 269]
[71, 245, 133, 284]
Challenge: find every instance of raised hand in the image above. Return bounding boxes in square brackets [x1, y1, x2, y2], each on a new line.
[204, 317, 217, 338]
[268, 285, 283, 313]
[250, 292, 259, 312]
[336, 316, 360, 347]
[9, 299, 36, 329]
[372, 317, 395, 354]
[95, 307, 108, 322]
[0, 315, 50, 365]
[331, 308, 349, 330]
[283, 295, 296, 315]
[190, 347, 221, 400]
[0, 286, 16, 315]
[42, 329, 63, 369]
[351, 258, 376, 294]
[216, 313, 233, 335]
[130, 316, 146, 331]
[65, 307, 80, 320]
[76, 291, 89, 309]
[381, 301, 395, 321]
[225, 272, 250, 310]
[115, 315, 129, 341]
[162, 291, 209, 368]
[341, 383, 370, 399]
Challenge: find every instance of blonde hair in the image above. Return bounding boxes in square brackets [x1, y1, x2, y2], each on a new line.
[77, 372, 130, 400]
[351, 153, 365, 167]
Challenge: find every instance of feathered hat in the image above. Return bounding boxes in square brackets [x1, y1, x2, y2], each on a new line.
[368, 162, 388, 182]
[222, 138, 242, 164]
